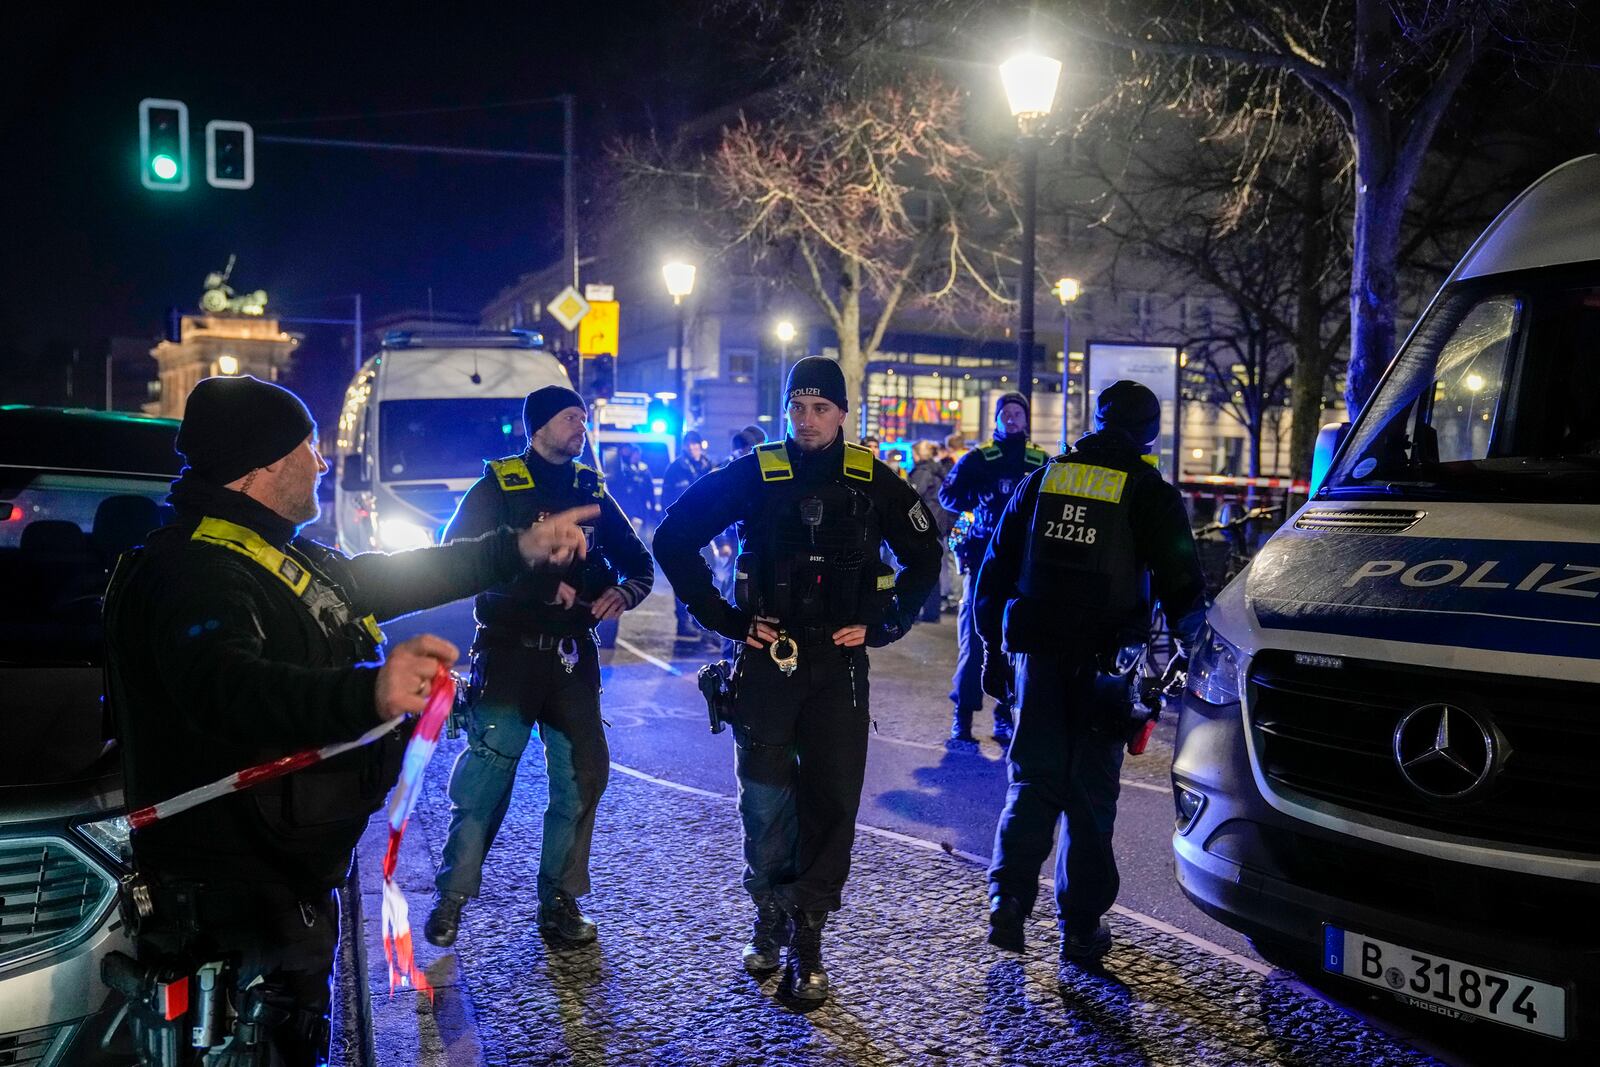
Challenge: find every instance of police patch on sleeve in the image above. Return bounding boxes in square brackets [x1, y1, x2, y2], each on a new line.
[909, 501, 931, 533]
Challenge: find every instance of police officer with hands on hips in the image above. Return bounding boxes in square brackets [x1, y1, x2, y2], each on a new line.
[939, 391, 1049, 746]
[426, 385, 653, 948]
[976, 380, 1206, 965]
[103, 376, 595, 1067]
[654, 356, 942, 1009]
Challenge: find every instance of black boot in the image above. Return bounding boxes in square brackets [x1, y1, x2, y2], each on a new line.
[992, 703, 1015, 746]
[742, 898, 788, 974]
[782, 912, 829, 1009]
[1059, 920, 1113, 964]
[424, 892, 466, 948]
[538, 892, 598, 944]
[947, 707, 977, 745]
[987, 894, 1025, 953]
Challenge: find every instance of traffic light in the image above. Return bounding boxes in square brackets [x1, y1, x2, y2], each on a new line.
[646, 398, 678, 436]
[139, 99, 189, 192]
[206, 120, 254, 189]
[590, 354, 615, 401]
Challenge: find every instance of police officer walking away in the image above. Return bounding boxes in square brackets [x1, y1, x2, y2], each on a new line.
[654, 356, 941, 1009]
[976, 380, 1206, 964]
[426, 385, 653, 948]
[103, 376, 594, 1066]
[939, 392, 1048, 744]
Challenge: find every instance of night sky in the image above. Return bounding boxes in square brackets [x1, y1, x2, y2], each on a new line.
[1, 2, 764, 396]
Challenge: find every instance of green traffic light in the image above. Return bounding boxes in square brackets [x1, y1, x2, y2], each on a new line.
[151, 154, 179, 181]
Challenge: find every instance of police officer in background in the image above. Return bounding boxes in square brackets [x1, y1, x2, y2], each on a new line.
[663, 430, 715, 638]
[426, 386, 653, 948]
[939, 391, 1048, 745]
[104, 376, 593, 1066]
[654, 357, 941, 1008]
[976, 380, 1205, 964]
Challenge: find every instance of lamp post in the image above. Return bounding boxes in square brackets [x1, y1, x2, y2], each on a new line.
[1055, 277, 1080, 447]
[1000, 51, 1063, 409]
[662, 260, 697, 424]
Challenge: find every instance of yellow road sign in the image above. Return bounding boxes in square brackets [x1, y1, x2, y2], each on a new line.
[578, 300, 619, 357]
[548, 285, 590, 331]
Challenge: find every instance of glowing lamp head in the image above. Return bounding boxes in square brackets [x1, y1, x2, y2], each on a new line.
[1000, 53, 1063, 121]
[774, 320, 797, 344]
[662, 261, 697, 301]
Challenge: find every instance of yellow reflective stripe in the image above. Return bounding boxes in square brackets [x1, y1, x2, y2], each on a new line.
[876, 573, 895, 591]
[489, 457, 535, 491]
[191, 517, 312, 595]
[756, 444, 793, 482]
[361, 614, 385, 644]
[843, 442, 874, 482]
[1140, 454, 1161, 471]
[1024, 446, 1049, 468]
[981, 445, 1002, 461]
[1040, 462, 1127, 504]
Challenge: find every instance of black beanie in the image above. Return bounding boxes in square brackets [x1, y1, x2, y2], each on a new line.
[994, 391, 1030, 422]
[785, 356, 848, 412]
[1095, 379, 1162, 445]
[523, 385, 586, 436]
[176, 376, 315, 485]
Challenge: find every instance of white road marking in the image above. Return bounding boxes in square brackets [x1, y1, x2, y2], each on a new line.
[607, 759, 1268, 979]
[614, 636, 683, 676]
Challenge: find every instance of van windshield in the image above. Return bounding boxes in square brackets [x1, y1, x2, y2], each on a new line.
[379, 398, 529, 481]
[1324, 266, 1600, 503]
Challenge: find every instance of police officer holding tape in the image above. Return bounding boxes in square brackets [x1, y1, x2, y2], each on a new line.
[103, 376, 594, 1066]
[975, 380, 1206, 965]
[654, 356, 941, 1009]
[426, 385, 654, 948]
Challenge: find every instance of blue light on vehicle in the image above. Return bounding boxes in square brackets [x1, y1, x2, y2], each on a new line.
[650, 418, 668, 433]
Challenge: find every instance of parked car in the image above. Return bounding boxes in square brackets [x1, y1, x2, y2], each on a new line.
[0, 406, 181, 1065]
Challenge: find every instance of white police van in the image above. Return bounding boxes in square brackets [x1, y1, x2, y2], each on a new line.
[333, 330, 570, 554]
[1173, 155, 1600, 1045]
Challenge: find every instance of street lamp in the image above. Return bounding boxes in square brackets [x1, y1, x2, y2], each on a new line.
[1000, 50, 1063, 409]
[1055, 277, 1081, 445]
[216, 354, 239, 376]
[773, 319, 797, 419]
[662, 260, 697, 424]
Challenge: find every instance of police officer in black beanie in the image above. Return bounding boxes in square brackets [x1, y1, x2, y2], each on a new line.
[655, 356, 941, 1009]
[975, 379, 1205, 967]
[938, 390, 1049, 745]
[426, 385, 654, 948]
[103, 376, 595, 1066]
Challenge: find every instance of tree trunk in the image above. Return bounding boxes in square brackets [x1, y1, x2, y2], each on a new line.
[1346, 171, 1404, 416]
[837, 255, 865, 434]
[1289, 142, 1335, 482]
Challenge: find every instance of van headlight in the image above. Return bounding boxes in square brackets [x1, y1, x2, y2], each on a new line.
[74, 813, 133, 869]
[379, 518, 433, 551]
[1187, 625, 1246, 706]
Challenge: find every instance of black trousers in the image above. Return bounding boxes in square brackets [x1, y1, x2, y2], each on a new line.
[139, 884, 338, 1066]
[987, 653, 1126, 936]
[732, 636, 870, 917]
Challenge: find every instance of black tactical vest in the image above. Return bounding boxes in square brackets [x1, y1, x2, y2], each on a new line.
[1018, 455, 1149, 623]
[740, 441, 889, 629]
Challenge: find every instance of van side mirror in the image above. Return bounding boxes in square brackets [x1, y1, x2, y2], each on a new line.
[1309, 422, 1350, 495]
[339, 454, 371, 492]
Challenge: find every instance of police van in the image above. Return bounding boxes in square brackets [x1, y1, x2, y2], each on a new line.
[1173, 155, 1600, 1045]
[333, 330, 570, 554]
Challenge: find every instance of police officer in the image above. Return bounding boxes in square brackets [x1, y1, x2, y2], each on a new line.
[663, 430, 715, 639]
[975, 380, 1205, 964]
[426, 385, 654, 947]
[103, 376, 592, 1066]
[654, 357, 941, 1008]
[939, 391, 1048, 744]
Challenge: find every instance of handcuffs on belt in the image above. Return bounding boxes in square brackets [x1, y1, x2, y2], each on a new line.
[769, 628, 799, 676]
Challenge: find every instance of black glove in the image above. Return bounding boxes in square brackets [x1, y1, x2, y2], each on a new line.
[981, 649, 1014, 702]
[695, 599, 752, 643]
[865, 597, 914, 648]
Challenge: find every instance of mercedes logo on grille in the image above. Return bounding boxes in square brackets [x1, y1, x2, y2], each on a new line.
[1392, 703, 1499, 799]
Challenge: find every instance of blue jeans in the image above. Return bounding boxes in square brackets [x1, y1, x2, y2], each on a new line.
[435, 639, 609, 907]
[987, 653, 1125, 935]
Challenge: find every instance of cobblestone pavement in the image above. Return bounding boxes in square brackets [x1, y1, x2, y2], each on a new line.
[356, 725, 1438, 1066]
